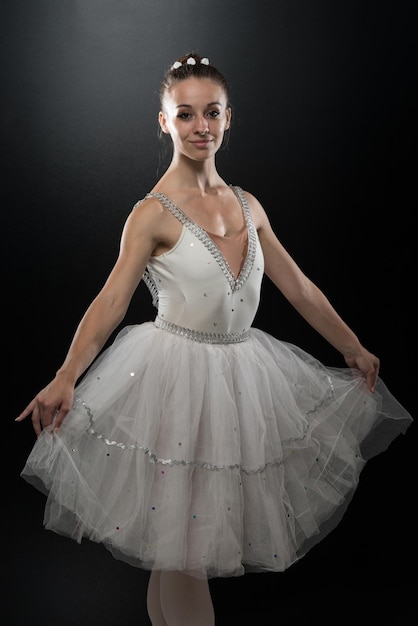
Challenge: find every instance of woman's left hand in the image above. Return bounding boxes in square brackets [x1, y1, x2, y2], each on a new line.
[344, 349, 380, 393]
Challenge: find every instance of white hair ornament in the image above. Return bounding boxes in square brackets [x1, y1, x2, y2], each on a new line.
[171, 57, 210, 70]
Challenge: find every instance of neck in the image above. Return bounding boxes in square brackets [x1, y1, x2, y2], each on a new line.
[161, 155, 224, 194]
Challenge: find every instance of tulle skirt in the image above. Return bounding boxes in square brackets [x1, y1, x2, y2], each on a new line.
[21, 322, 412, 578]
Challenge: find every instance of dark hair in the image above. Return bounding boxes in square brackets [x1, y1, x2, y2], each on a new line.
[159, 52, 231, 109]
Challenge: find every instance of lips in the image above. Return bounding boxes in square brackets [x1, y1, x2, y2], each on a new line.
[191, 140, 211, 147]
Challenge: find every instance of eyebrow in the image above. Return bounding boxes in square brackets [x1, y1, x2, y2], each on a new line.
[175, 101, 222, 109]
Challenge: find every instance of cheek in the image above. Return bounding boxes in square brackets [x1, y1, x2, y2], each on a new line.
[169, 125, 183, 140]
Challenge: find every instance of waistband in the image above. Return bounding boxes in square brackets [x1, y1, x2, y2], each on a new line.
[154, 315, 250, 344]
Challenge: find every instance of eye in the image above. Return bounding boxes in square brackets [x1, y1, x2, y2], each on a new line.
[207, 110, 220, 118]
[177, 112, 192, 119]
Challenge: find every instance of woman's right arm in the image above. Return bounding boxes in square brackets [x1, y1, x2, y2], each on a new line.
[16, 198, 166, 436]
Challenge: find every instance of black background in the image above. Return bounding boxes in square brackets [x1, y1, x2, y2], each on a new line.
[3, 1, 417, 623]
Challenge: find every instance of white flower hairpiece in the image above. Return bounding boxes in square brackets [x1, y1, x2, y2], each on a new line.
[171, 57, 210, 70]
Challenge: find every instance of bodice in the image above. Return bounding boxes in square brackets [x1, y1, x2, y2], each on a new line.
[142, 186, 264, 343]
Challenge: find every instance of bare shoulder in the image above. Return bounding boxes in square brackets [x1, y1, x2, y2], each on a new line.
[131, 194, 166, 222]
[126, 194, 172, 235]
[127, 193, 182, 254]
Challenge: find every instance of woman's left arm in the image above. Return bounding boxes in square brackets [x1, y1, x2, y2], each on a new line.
[246, 191, 380, 392]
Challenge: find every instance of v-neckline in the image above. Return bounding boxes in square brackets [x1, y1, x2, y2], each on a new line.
[147, 186, 258, 291]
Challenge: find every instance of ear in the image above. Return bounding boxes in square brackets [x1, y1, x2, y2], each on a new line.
[159, 111, 170, 134]
[224, 107, 232, 131]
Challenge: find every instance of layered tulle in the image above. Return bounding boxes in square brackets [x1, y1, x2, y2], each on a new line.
[21, 323, 412, 578]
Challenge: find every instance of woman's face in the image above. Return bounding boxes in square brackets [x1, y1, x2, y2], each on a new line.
[159, 77, 231, 161]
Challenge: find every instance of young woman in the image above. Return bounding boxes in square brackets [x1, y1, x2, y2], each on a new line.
[16, 53, 412, 626]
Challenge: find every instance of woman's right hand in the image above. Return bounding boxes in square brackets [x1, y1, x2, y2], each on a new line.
[15, 375, 75, 437]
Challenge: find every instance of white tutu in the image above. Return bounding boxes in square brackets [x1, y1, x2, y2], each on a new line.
[21, 322, 412, 578]
[21, 188, 413, 578]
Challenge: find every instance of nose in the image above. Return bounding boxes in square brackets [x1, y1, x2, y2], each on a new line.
[195, 116, 209, 134]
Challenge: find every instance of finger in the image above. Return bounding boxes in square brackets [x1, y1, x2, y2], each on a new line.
[31, 410, 43, 438]
[53, 408, 69, 433]
[40, 406, 60, 433]
[15, 399, 36, 422]
[367, 368, 377, 393]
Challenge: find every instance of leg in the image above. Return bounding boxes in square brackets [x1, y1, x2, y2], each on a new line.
[159, 570, 215, 626]
[147, 570, 168, 626]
